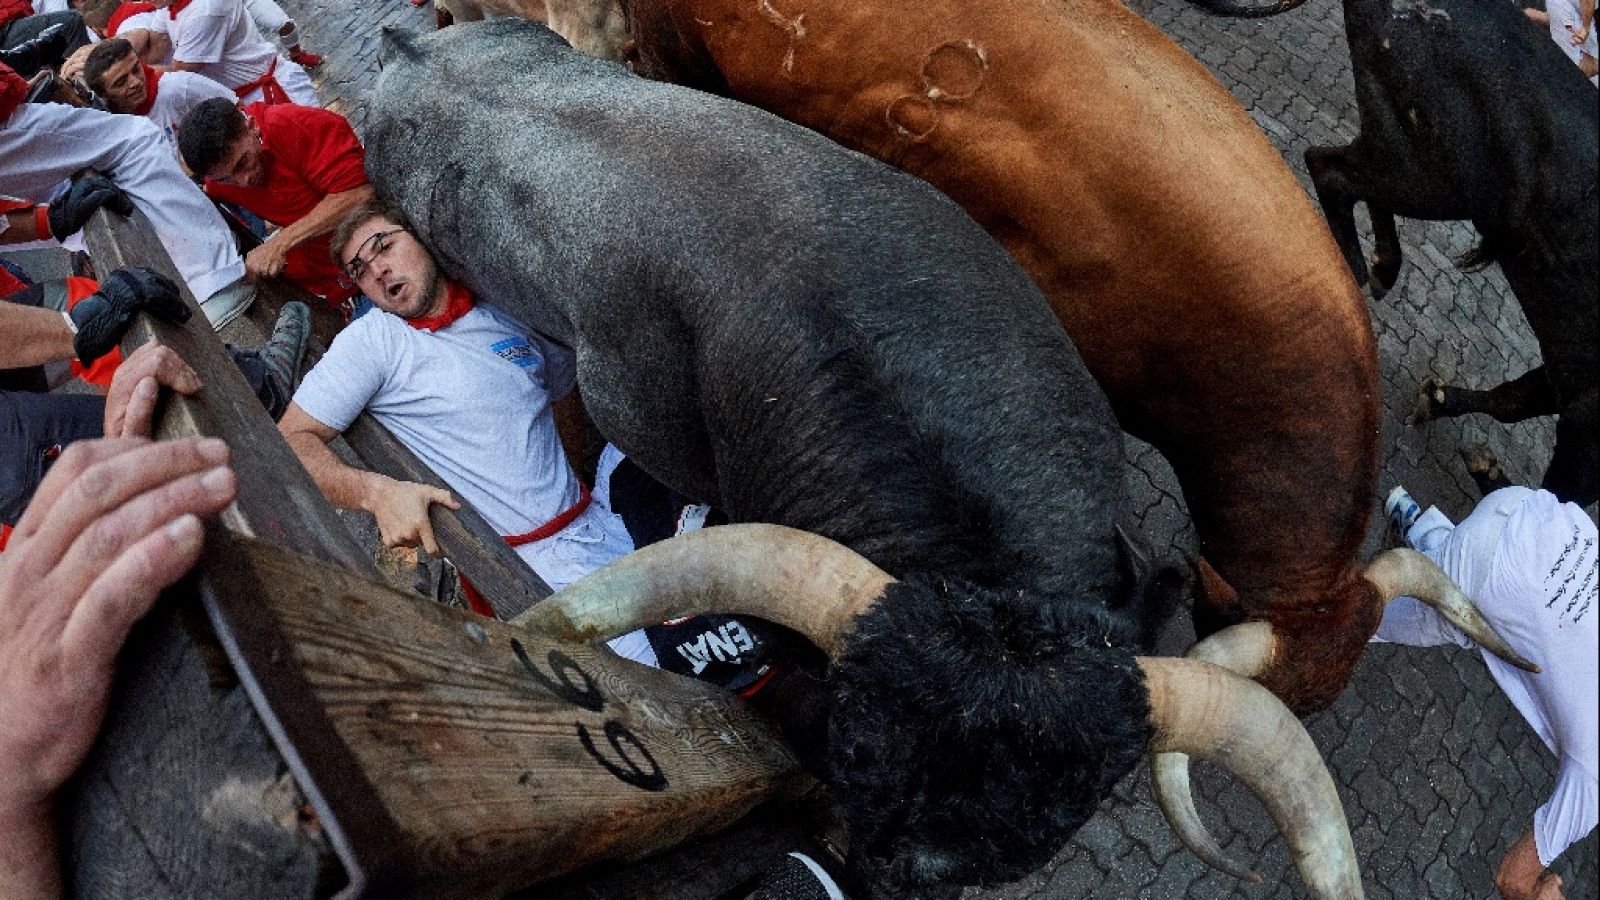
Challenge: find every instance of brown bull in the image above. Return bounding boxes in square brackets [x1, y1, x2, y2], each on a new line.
[464, 0, 1422, 714]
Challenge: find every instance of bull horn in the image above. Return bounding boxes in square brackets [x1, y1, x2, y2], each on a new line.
[1140, 656, 1363, 899]
[1363, 548, 1539, 673]
[514, 523, 895, 657]
[1148, 621, 1277, 881]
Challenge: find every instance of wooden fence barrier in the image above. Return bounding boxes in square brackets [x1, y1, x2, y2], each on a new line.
[63, 208, 812, 899]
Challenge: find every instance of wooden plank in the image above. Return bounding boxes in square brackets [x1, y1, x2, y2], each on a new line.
[80, 208, 373, 574]
[239, 256, 553, 618]
[64, 597, 340, 899]
[200, 530, 805, 898]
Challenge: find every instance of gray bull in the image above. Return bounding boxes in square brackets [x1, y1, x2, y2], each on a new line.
[367, 20, 1363, 896]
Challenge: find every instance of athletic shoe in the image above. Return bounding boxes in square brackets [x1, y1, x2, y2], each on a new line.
[747, 852, 848, 900]
[259, 301, 311, 400]
[1384, 485, 1421, 541]
[287, 47, 323, 69]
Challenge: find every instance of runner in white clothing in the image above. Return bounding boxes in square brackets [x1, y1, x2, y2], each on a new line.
[151, 0, 315, 106]
[82, 36, 234, 146]
[0, 74, 252, 325]
[278, 201, 643, 629]
[1376, 485, 1597, 900]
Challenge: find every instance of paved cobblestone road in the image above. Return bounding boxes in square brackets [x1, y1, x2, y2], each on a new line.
[270, 0, 1596, 895]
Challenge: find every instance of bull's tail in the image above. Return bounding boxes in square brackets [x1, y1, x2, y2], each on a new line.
[1184, 0, 1315, 18]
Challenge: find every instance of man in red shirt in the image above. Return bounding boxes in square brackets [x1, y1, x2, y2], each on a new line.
[177, 96, 373, 306]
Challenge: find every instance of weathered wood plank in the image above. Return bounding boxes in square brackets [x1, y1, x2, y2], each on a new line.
[202, 530, 806, 898]
[64, 598, 339, 900]
[80, 208, 372, 574]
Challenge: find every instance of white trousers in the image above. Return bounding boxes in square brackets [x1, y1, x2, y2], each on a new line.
[0, 103, 247, 322]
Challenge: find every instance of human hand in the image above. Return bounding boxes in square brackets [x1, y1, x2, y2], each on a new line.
[244, 241, 289, 281]
[0, 436, 236, 895]
[1573, 23, 1590, 44]
[47, 171, 135, 240]
[58, 44, 94, 83]
[70, 267, 190, 365]
[103, 343, 203, 438]
[363, 475, 459, 556]
[1496, 829, 1565, 900]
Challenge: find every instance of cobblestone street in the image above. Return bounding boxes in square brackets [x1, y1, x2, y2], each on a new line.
[268, 0, 1595, 895]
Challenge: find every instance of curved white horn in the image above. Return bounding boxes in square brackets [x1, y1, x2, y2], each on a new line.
[515, 523, 894, 657]
[1141, 656, 1362, 899]
[1364, 548, 1538, 673]
[1149, 621, 1277, 881]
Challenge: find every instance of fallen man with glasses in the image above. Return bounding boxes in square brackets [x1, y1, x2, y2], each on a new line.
[277, 200, 650, 630]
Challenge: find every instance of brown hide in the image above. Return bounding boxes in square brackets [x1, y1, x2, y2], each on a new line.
[589, 0, 1383, 714]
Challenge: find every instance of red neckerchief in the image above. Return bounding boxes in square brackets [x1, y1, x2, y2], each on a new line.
[403, 281, 475, 332]
[106, 2, 157, 35]
[133, 63, 162, 116]
[0, 63, 26, 124]
[167, 0, 194, 19]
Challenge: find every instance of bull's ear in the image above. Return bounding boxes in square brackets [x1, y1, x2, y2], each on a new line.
[1192, 556, 1239, 612]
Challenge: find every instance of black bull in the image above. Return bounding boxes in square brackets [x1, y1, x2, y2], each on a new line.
[365, 20, 1359, 897]
[1187, 0, 1599, 504]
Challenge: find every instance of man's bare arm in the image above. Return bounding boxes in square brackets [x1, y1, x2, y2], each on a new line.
[1, 208, 47, 245]
[278, 403, 458, 554]
[245, 185, 376, 281]
[0, 300, 76, 371]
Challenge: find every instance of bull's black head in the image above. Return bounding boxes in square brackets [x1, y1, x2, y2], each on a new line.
[825, 575, 1153, 891]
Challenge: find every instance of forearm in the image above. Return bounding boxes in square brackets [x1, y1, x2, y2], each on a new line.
[1581, 54, 1597, 77]
[1581, 0, 1595, 31]
[0, 302, 76, 369]
[264, 185, 375, 256]
[0, 804, 62, 900]
[282, 430, 385, 513]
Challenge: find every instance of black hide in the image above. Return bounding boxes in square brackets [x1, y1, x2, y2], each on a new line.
[367, 19, 1161, 891]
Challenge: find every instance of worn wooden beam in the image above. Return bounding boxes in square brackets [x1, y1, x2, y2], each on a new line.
[81, 207, 373, 574]
[203, 530, 805, 898]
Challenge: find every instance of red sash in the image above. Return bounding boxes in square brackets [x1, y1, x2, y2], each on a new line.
[232, 55, 290, 106]
[107, 2, 158, 35]
[166, 0, 194, 19]
[457, 485, 596, 618]
[132, 63, 162, 116]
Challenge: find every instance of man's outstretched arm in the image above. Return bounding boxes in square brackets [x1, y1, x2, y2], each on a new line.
[278, 403, 458, 555]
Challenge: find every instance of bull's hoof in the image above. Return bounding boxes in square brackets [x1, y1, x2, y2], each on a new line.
[1370, 252, 1401, 296]
[1412, 376, 1450, 423]
[1460, 444, 1511, 497]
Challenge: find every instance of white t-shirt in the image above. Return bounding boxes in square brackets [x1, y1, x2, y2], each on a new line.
[145, 69, 235, 147]
[1547, 0, 1599, 86]
[1375, 487, 1598, 866]
[291, 300, 641, 603]
[167, 0, 279, 91]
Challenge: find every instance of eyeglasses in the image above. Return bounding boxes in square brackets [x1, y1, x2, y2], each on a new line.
[340, 228, 406, 286]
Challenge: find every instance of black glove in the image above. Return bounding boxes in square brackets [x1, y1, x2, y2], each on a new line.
[70, 267, 190, 365]
[47, 171, 135, 240]
[0, 23, 72, 81]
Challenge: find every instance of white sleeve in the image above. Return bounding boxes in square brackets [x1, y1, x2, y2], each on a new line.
[172, 10, 232, 65]
[291, 318, 391, 432]
[1534, 755, 1598, 866]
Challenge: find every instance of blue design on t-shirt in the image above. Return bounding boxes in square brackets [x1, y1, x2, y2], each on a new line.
[491, 336, 539, 369]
